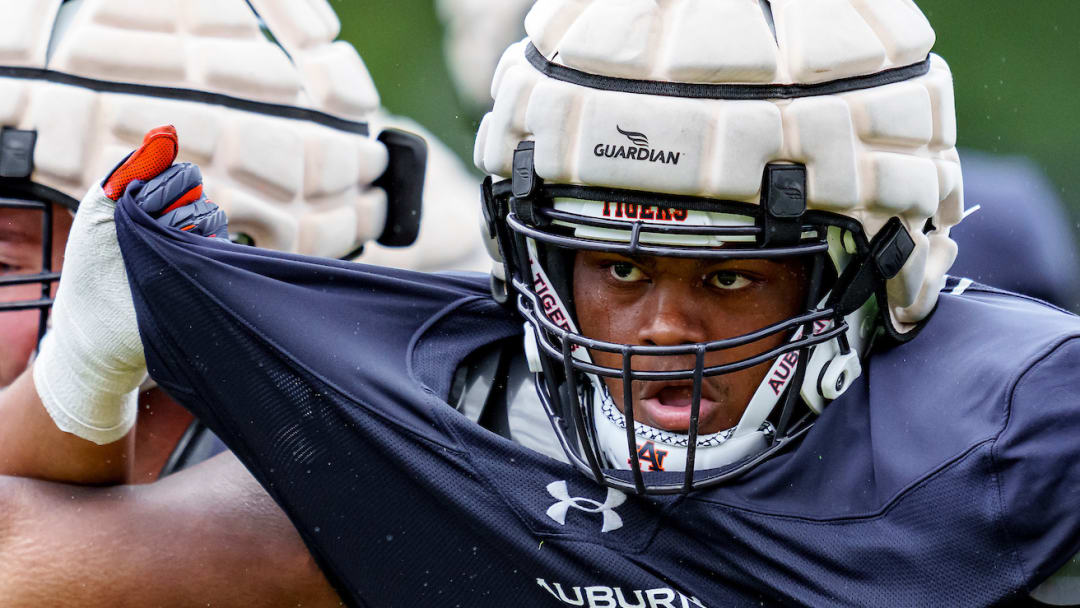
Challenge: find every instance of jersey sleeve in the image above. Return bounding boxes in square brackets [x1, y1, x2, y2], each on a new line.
[114, 192, 545, 607]
[996, 336, 1080, 590]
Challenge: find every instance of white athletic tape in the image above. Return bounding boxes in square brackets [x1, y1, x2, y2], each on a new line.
[34, 185, 143, 445]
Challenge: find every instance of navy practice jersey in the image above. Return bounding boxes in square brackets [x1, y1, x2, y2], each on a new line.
[114, 195, 1080, 608]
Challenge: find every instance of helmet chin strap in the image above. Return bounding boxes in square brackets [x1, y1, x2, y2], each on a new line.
[799, 296, 874, 414]
[590, 321, 811, 473]
[591, 378, 772, 472]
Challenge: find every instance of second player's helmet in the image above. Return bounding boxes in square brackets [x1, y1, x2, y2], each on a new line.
[476, 0, 964, 493]
[0, 0, 426, 346]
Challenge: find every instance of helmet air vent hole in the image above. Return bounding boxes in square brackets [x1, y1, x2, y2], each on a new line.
[230, 232, 256, 247]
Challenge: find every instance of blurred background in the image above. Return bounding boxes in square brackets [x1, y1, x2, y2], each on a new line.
[335, 0, 1080, 306]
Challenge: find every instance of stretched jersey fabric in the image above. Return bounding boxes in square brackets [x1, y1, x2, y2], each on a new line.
[115, 196, 1080, 608]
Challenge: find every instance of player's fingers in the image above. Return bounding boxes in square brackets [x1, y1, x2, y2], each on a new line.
[157, 199, 229, 240]
[102, 125, 178, 201]
[131, 163, 205, 217]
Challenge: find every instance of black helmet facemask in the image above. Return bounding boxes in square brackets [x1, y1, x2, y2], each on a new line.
[0, 195, 60, 348]
[484, 144, 917, 494]
[0, 127, 75, 350]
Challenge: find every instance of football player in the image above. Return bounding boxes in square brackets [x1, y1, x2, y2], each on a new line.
[0, 0, 427, 478]
[0, 128, 344, 605]
[7, 1, 1080, 606]
[0, 0, 471, 604]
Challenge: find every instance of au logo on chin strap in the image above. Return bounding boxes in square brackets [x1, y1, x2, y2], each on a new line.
[631, 441, 668, 472]
[545, 481, 628, 533]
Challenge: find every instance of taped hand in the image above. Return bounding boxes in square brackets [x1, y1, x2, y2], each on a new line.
[35, 125, 226, 444]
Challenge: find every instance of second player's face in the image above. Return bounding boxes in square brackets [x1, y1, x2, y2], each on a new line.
[573, 251, 808, 435]
[0, 203, 71, 387]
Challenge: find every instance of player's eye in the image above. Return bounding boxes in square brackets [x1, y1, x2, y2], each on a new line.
[609, 261, 647, 283]
[706, 270, 751, 290]
[0, 260, 23, 274]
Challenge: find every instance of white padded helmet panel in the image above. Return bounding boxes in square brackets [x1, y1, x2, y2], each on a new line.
[0, 0, 387, 259]
[524, 0, 934, 84]
[436, 0, 535, 110]
[475, 0, 963, 328]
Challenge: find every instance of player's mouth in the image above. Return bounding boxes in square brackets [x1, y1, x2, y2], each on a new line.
[635, 381, 723, 433]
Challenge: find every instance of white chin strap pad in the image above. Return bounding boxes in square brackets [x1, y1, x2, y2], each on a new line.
[593, 391, 770, 473]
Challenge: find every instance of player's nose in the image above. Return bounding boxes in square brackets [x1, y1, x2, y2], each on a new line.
[635, 280, 708, 347]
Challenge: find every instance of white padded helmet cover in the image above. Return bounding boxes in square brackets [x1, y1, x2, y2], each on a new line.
[475, 0, 964, 329]
[436, 0, 535, 110]
[0, 0, 388, 259]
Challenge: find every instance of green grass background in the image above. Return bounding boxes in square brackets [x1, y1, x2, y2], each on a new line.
[335, 1, 1080, 231]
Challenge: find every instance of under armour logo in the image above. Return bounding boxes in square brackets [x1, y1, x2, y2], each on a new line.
[545, 480, 627, 533]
